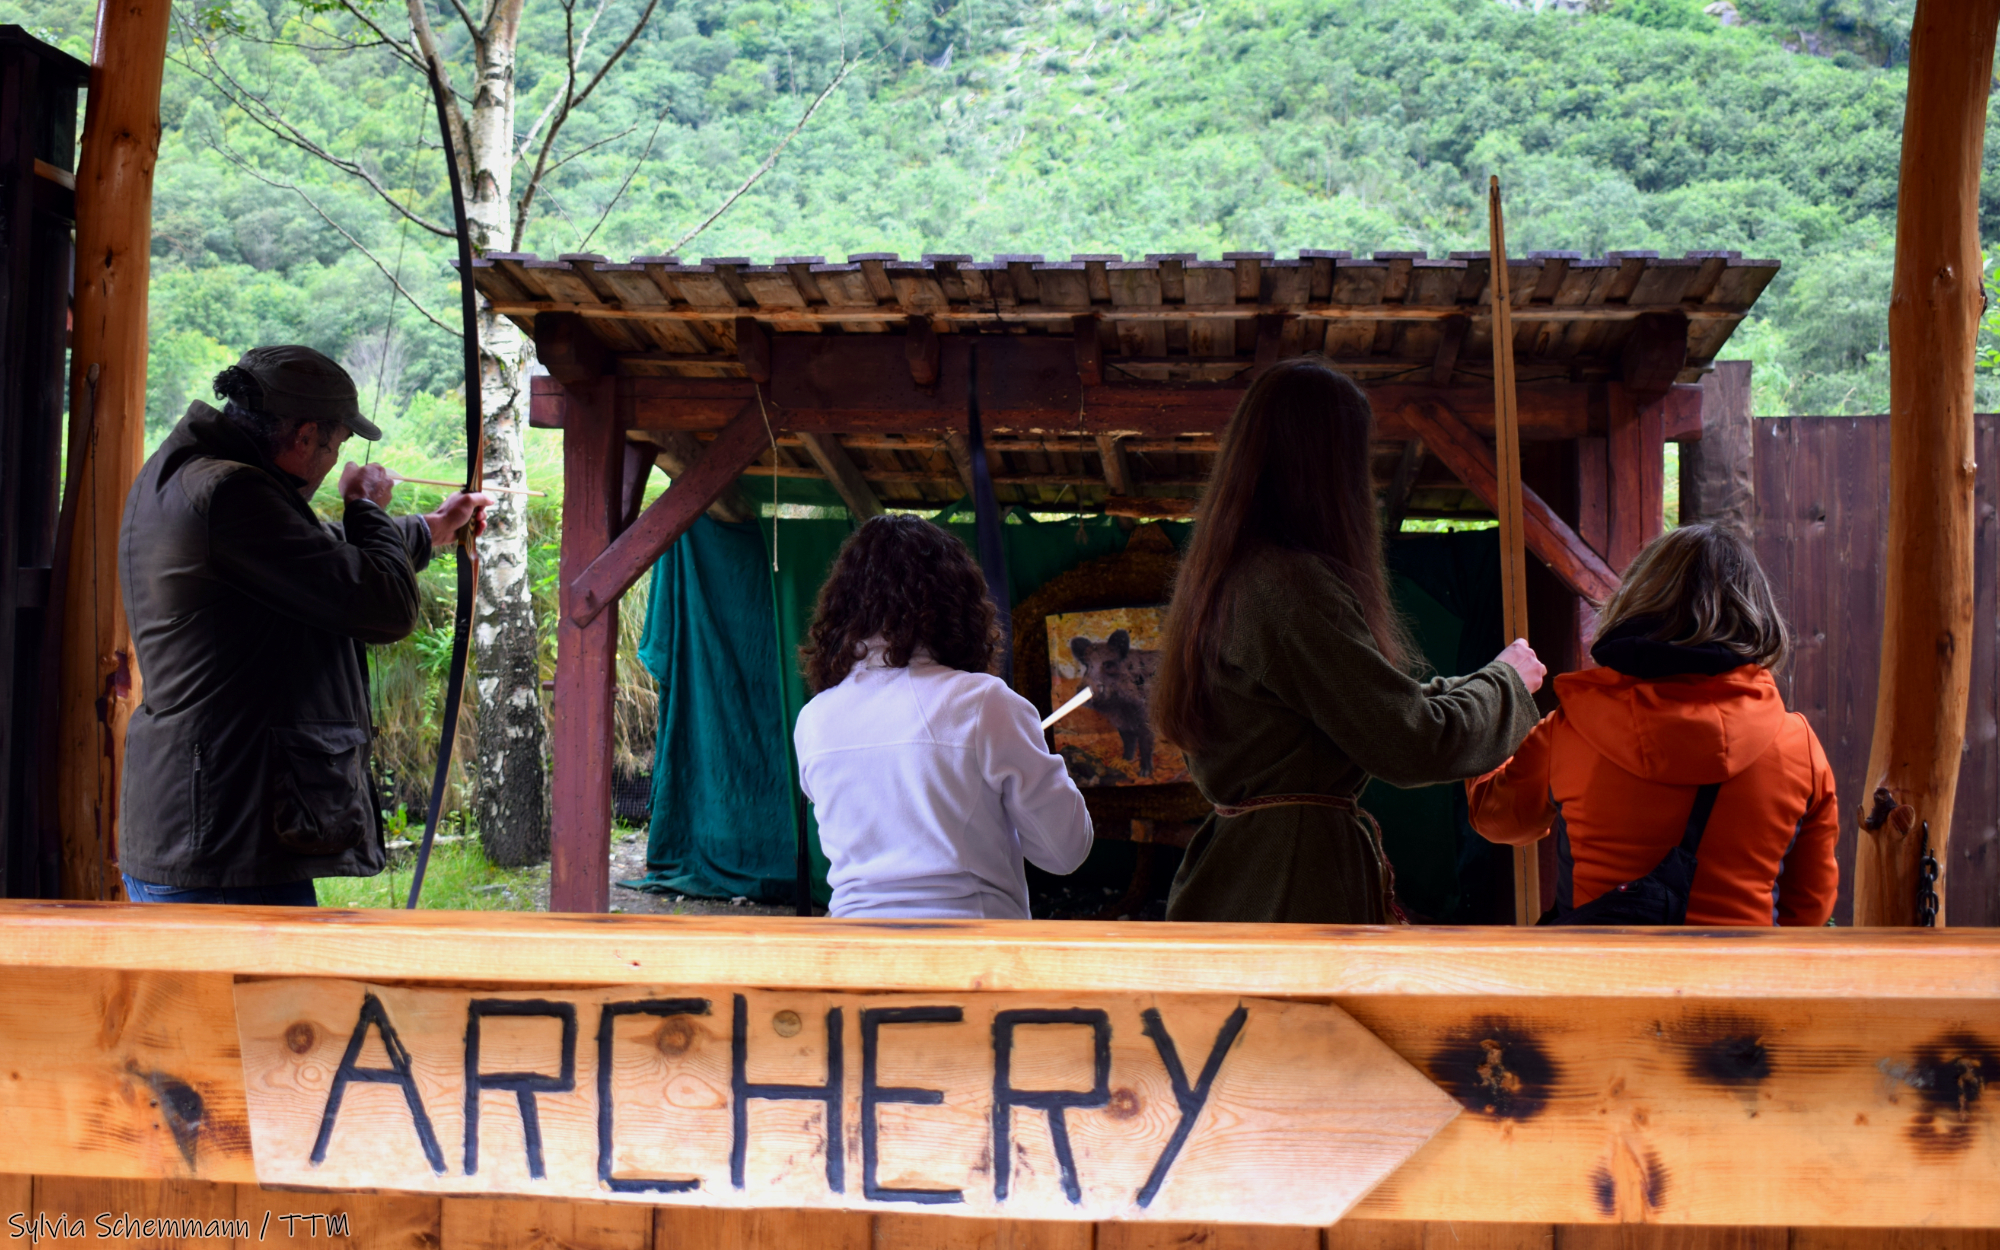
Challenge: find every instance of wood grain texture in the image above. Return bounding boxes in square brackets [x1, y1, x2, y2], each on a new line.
[59, 0, 171, 902]
[231, 981, 1454, 1225]
[442, 1197, 652, 1250]
[1096, 1223, 1317, 1250]
[550, 379, 626, 914]
[1859, 0, 2000, 925]
[654, 1206, 871, 1250]
[1559, 1229, 1783, 1250]
[32, 1176, 237, 1247]
[874, 1214, 1095, 1250]
[0, 968, 253, 1182]
[7, 904, 2000, 999]
[233, 1188, 440, 1250]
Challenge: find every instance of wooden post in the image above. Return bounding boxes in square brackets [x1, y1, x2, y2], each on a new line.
[1680, 360, 1754, 530]
[1489, 178, 1538, 927]
[1856, 0, 2000, 927]
[56, 0, 171, 899]
[550, 379, 622, 913]
[1604, 383, 1665, 571]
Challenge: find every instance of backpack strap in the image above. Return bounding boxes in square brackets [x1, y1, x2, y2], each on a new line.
[1679, 782, 1724, 856]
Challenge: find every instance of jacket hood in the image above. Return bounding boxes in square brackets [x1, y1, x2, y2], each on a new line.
[1553, 664, 1786, 785]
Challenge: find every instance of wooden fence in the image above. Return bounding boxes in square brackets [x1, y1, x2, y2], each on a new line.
[1752, 415, 1999, 926]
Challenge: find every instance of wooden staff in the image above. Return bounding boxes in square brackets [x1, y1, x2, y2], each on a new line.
[1489, 175, 1539, 927]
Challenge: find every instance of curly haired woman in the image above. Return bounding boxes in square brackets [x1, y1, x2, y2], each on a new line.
[794, 514, 1093, 919]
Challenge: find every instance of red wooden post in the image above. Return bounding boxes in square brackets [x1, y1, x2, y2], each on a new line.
[1605, 382, 1664, 571]
[550, 378, 623, 913]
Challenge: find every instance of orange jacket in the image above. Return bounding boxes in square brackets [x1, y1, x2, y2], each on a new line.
[1465, 665, 1839, 926]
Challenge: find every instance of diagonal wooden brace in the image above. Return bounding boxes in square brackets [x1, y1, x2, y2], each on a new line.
[1404, 402, 1621, 604]
[566, 401, 771, 627]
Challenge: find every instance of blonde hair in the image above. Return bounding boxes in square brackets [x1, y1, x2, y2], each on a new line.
[1593, 524, 1791, 671]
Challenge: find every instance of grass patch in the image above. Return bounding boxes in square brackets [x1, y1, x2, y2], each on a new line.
[316, 836, 547, 911]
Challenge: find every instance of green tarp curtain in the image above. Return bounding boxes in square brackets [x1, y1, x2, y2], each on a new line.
[629, 494, 1509, 920]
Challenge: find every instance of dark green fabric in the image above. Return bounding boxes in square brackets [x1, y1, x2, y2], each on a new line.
[631, 502, 1167, 903]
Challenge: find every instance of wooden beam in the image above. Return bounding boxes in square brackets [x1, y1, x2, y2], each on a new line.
[735, 314, 771, 384]
[1858, 0, 2000, 927]
[1404, 404, 1620, 603]
[627, 429, 756, 523]
[1605, 383, 1664, 571]
[1431, 314, 1470, 387]
[533, 311, 610, 385]
[617, 438, 653, 531]
[1619, 310, 1690, 399]
[939, 427, 978, 495]
[1073, 315, 1103, 386]
[1102, 495, 1196, 520]
[550, 378, 623, 915]
[796, 432, 883, 519]
[1095, 435, 1134, 495]
[58, 0, 172, 900]
[487, 298, 1751, 326]
[529, 358, 1703, 441]
[1385, 440, 1424, 535]
[905, 315, 939, 387]
[567, 402, 771, 628]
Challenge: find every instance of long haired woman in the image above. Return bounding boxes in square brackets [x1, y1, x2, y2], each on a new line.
[1153, 358, 1545, 923]
[1466, 524, 1838, 925]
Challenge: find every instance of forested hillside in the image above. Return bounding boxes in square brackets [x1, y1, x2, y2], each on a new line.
[0, 0, 1972, 437]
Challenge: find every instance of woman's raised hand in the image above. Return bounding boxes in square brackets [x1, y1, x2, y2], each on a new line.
[1496, 638, 1546, 694]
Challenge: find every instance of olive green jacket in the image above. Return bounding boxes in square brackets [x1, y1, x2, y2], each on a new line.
[1165, 548, 1540, 924]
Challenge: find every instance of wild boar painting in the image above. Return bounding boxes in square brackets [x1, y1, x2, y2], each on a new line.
[1046, 607, 1189, 787]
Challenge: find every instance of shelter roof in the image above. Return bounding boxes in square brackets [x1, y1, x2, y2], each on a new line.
[493, 249, 1775, 515]
[472, 249, 1776, 387]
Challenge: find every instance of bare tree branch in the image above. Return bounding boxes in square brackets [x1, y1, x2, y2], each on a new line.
[172, 12, 454, 237]
[579, 102, 672, 250]
[331, 0, 429, 73]
[210, 140, 462, 338]
[512, 0, 661, 241]
[668, 56, 863, 254]
[441, 0, 482, 45]
[404, 0, 477, 207]
[544, 122, 638, 175]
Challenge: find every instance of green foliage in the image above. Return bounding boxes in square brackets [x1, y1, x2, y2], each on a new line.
[0, 0, 1949, 424]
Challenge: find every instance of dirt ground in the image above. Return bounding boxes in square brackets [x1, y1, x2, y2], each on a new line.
[602, 826, 793, 916]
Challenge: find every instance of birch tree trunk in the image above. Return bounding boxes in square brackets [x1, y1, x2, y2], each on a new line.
[462, 8, 550, 867]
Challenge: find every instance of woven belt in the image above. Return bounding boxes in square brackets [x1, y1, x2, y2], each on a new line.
[1206, 792, 1409, 925]
[1211, 793, 1356, 819]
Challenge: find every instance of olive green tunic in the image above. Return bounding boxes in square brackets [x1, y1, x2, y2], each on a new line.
[1166, 548, 1540, 924]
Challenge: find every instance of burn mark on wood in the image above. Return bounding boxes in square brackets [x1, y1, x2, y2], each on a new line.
[1429, 1019, 1558, 1119]
[1674, 1012, 1774, 1086]
[139, 1068, 205, 1167]
[1590, 1164, 1617, 1216]
[1890, 1030, 2000, 1159]
[1589, 1144, 1670, 1217]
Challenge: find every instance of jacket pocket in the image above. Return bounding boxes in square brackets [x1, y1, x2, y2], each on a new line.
[267, 722, 373, 857]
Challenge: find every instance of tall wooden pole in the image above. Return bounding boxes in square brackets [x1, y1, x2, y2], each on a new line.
[56, 0, 171, 899]
[1856, 0, 2000, 927]
[1489, 176, 1539, 926]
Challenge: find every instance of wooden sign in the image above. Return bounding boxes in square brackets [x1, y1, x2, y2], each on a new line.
[234, 981, 1457, 1225]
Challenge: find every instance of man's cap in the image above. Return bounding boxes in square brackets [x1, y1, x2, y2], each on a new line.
[234, 345, 381, 441]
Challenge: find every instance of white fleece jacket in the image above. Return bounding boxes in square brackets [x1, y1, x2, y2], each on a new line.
[794, 645, 1094, 919]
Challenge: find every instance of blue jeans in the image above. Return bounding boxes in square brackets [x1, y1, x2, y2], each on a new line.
[122, 874, 318, 907]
